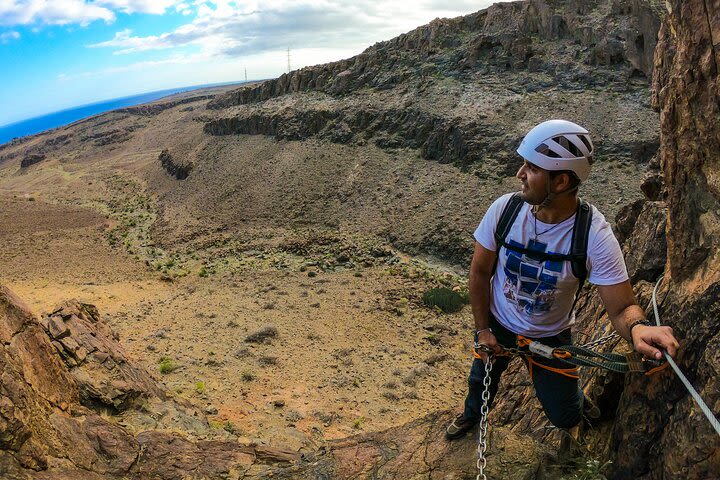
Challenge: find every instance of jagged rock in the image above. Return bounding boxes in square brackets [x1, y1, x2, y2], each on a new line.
[159, 149, 193, 180]
[46, 316, 69, 339]
[0, 287, 303, 478]
[40, 301, 165, 411]
[640, 171, 664, 201]
[651, 0, 720, 283]
[621, 201, 667, 283]
[20, 153, 45, 168]
[604, 1, 720, 478]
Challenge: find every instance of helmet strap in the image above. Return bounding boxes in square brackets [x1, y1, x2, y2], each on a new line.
[536, 174, 555, 210]
[536, 174, 579, 211]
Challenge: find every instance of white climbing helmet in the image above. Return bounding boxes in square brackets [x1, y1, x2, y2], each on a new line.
[516, 120, 594, 182]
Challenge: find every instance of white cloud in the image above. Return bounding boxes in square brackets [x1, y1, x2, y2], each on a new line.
[58, 52, 207, 80]
[0, 30, 20, 42]
[0, 0, 183, 27]
[88, 28, 176, 54]
[175, 3, 193, 15]
[0, 0, 115, 26]
[57, 45, 362, 86]
[89, 0, 500, 58]
[96, 0, 183, 15]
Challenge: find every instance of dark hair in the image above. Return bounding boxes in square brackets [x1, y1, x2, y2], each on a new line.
[549, 170, 581, 191]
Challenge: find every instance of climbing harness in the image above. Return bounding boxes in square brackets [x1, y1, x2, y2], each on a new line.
[472, 334, 666, 376]
[471, 335, 663, 479]
[650, 277, 720, 437]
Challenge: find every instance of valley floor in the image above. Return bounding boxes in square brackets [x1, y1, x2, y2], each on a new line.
[0, 191, 476, 451]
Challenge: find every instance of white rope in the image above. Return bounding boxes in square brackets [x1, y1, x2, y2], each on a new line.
[651, 276, 720, 437]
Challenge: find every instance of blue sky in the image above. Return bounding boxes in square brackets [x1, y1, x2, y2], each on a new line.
[0, 1, 504, 127]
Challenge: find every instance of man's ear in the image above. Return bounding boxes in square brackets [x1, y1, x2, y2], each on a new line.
[552, 172, 571, 193]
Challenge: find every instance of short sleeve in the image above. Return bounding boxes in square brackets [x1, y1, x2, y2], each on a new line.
[473, 193, 515, 252]
[587, 219, 629, 285]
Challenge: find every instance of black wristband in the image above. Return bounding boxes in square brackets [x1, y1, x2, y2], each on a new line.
[628, 319, 651, 334]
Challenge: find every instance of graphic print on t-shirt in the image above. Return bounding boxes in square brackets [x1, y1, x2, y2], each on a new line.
[502, 238, 564, 316]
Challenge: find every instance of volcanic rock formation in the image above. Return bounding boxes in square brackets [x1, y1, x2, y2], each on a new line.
[205, 0, 663, 173]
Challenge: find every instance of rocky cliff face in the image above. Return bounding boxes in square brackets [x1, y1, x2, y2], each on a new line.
[609, 1, 720, 478]
[209, 0, 661, 108]
[202, 0, 662, 177]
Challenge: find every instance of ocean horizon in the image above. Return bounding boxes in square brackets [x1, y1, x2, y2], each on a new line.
[0, 82, 243, 146]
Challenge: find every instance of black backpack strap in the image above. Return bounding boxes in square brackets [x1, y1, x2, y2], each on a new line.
[569, 199, 593, 313]
[492, 193, 525, 273]
[494, 193, 524, 247]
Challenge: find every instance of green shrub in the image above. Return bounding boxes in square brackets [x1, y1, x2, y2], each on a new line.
[223, 421, 240, 435]
[422, 287, 465, 313]
[457, 290, 471, 304]
[195, 381, 205, 394]
[352, 417, 364, 429]
[158, 356, 177, 374]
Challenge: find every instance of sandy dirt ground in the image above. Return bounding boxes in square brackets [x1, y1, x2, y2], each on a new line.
[0, 189, 482, 452]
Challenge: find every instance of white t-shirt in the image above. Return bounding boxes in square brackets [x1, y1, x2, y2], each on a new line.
[474, 193, 629, 338]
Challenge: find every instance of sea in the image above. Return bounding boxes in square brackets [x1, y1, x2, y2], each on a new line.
[0, 82, 242, 146]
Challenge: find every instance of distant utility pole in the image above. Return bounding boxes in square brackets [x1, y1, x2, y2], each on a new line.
[244, 68, 247, 83]
[287, 47, 292, 73]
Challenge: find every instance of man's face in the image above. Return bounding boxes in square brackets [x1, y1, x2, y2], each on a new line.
[516, 159, 548, 205]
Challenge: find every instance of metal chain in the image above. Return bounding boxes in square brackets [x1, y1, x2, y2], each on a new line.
[476, 357, 493, 480]
[475, 344, 532, 358]
[580, 331, 620, 350]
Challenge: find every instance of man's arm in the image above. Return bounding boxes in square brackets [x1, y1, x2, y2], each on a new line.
[468, 241, 499, 359]
[597, 280, 679, 359]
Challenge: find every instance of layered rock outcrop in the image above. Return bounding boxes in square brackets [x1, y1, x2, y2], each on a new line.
[19, 154, 45, 168]
[203, 0, 662, 173]
[0, 287, 298, 479]
[118, 95, 213, 116]
[159, 149, 193, 180]
[209, 0, 662, 108]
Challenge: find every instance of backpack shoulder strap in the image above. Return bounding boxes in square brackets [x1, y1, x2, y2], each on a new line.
[570, 199, 593, 281]
[569, 199, 593, 313]
[492, 192, 524, 274]
[494, 193, 525, 246]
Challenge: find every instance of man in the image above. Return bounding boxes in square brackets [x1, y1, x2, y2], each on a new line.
[446, 119, 680, 440]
